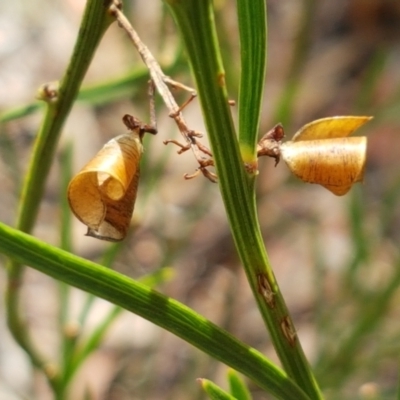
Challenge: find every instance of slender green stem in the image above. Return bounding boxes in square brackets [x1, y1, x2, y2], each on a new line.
[5, 0, 114, 391]
[164, 1, 322, 398]
[15, 3, 113, 234]
[0, 222, 309, 400]
[236, 0, 267, 160]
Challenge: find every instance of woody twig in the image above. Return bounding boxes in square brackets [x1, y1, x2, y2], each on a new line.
[108, 0, 216, 182]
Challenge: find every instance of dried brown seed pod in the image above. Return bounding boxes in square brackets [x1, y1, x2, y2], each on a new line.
[68, 131, 143, 241]
[258, 116, 372, 195]
[68, 114, 156, 241]
[280, 137, 367, 196]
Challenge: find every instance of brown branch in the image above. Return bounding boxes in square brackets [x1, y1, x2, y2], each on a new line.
[108, 0, 216, 181]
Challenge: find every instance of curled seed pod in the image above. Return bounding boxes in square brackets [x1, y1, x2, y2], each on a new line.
[68, 127, 143, 241]
[280, 137, 367, 196]
[282, 116, 371, 195]
[257, 116, 372, 195]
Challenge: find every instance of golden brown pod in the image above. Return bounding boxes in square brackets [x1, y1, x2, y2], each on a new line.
[284, 116, 371, 195]
[68, 114, 157, 241]
[257, 116, 372, 195]
[68, 132, 143, 241]
[280, 137, 367, 196]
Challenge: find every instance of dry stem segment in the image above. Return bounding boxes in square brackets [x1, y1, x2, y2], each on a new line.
[109, 0, 216, 181]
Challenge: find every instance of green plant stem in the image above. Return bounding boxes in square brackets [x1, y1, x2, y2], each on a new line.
[0, 221, 309, 400]
[5, 0, 114, 391]
[164, 1, 322, 398]
[236, 0, 267, 159]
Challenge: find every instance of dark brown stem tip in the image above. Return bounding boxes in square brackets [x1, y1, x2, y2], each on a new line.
[122, 114, 157, 136]
[257, 123, 285, 165]
[122, 114, 140, 130]
[264, 123, 285, 142]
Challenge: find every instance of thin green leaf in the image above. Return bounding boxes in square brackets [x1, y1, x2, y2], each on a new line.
[228, 369, 252, 400]
[236, 0, 267, 160]
[0, 221, 309, 400]
[199, 378, 237, 400]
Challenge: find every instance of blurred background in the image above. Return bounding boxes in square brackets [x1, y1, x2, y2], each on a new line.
[1, 0, 400, 399]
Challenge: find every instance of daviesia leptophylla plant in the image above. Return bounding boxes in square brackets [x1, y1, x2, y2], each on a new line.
[258, 116, 372, 195]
